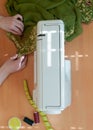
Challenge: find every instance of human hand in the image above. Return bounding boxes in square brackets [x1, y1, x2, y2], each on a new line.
[0, 14, 24, 35]
[3, 54, 27, 75]
[0, 54, 27, 85]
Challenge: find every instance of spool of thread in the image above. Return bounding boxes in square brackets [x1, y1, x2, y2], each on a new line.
[33, 112, 40, 123]
[23, 117, 34, 126]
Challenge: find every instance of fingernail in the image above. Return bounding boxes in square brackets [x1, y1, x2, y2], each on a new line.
[17, 56, 25, 70]
[20, 56, 25, 62]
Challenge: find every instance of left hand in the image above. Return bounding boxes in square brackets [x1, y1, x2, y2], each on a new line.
[0, 14, 24, 35]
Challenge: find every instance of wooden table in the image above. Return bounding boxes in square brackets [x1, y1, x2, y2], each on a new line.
[0, 1, 93, 130]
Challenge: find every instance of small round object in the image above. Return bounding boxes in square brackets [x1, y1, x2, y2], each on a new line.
[33, 112, 40, 123]
[8, 117, 21, 130]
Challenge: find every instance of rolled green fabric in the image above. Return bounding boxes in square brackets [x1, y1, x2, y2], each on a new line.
[7, 26, 37, 56]
[6, 0, 82, 56]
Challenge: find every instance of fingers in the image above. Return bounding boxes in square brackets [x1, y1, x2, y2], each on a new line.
[17, 55, 27, 71]
[14, 14, 23, 21]
[10, 54, 27, 71]
[10, 54, 27, 62]
[9, 28, 22, 35]
[10, 24, 23, 35]
[14, 16, 24, 33]
[12, 14, 24, 35]
[10, 54, 18, 60]
[20, 56, 27, 69]
[20, 55, 27, 66]
[15, 20, 24, 32]
[0, 14, 24, 35]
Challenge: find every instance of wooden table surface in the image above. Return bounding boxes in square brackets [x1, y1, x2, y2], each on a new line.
[0, 1, 93, 130]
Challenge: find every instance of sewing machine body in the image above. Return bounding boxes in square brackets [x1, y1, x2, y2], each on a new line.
[33, 20, 71, 114]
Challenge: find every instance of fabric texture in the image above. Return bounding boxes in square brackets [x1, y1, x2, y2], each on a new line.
[76, 0, 93, 23]
[5, 0, 91, 56]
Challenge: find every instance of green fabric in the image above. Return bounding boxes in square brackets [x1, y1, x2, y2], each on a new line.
[76, 0, 93, 23]
[6, 0, 82, 56]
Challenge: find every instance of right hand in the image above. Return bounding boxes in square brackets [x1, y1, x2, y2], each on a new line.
[0, 14, 24, 35]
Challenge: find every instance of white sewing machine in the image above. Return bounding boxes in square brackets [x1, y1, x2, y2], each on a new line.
[33, 20, 71, 114]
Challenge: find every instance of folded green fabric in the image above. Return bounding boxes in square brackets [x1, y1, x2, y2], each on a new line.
[6, 0, 82, 56]
[76, 0, 93, 23]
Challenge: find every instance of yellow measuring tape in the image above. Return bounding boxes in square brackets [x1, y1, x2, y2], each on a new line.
[23, 80, 54, 130]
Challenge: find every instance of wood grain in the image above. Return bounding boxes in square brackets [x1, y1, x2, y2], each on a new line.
[0, 0, 93, 130]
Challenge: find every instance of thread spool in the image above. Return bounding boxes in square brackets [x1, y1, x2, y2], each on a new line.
[23, 117, 34, 126]
[33, 112, 40, 123]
